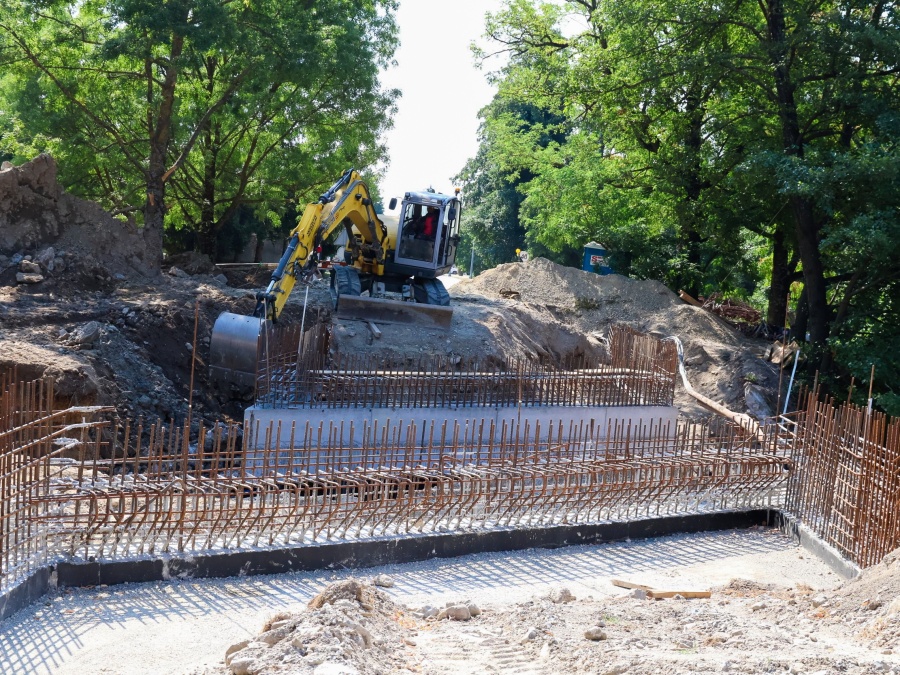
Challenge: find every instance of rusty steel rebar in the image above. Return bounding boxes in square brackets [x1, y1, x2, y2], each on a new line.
[256, 324, 679, 410]
[3, 335, 900, 595]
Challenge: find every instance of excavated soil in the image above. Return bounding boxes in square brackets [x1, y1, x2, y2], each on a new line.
[1, 155, 782, 427]
[449, 259, 781, 417]
[331, 259, 782, 419]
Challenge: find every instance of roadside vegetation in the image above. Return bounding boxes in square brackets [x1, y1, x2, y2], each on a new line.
[0, 0, 397, 261]
[457, 0, 900, 413]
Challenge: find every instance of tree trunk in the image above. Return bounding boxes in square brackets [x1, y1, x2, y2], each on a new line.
[143, 33, 184, 269]
[790, 286, 808, 343]
[791, 197, 829, 344]
[765, 0, 830, 347]
[196, 57, 219, 258]
[766, 227, 792, 328]
[677, 86, 709, 299]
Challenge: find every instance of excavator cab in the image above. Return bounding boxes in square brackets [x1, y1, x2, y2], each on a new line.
[386, 191, 461, 277]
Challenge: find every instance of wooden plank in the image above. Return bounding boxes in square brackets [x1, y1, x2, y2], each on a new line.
[611, 579, 653, 591]
[612, 579, 711, 599]
[647, 590, 711, 600]
[368, 321, 382, 340]
[678, 290, 703, 307]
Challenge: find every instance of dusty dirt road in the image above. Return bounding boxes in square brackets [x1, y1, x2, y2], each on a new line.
[4, 527, 892, 675]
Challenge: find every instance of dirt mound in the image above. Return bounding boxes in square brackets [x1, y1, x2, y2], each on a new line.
[307, 579, 380, 610]
[453, 259, 780, 419]
[0, 154, 155, 287]
[330, 297, 603, 370]
[459, 256, 680, 316]
[0, 341, 101, 400]
[166, 250, 217, 275]
[823, 547, 900, 648]
[213, 578, 416, 675]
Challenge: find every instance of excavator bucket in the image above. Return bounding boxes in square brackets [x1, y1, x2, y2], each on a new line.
[209, 312, 270, 388]
[336, 296, 453, 329]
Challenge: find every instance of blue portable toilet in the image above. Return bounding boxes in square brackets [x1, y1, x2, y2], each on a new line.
[582, 242, 613, 275]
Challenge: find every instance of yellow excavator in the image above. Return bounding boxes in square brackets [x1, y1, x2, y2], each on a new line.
[209, 169, 462, 387]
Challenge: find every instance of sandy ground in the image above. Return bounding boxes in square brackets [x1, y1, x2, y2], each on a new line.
[0, 528, 856, 675]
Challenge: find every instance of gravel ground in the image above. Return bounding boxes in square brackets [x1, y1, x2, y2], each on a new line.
[0, 527, 865, 675]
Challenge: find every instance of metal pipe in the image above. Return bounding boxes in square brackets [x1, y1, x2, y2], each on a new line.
[782, 348, 800, 415]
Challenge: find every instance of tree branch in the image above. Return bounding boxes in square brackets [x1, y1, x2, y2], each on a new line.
[161, 65, 253, 183]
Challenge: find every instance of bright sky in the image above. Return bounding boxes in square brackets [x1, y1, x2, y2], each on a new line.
[377, 0, 507, 209]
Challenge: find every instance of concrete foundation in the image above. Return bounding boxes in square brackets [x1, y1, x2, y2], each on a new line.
[244, 404, 680, 449]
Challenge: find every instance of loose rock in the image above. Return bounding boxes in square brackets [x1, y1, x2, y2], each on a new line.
[35, 246, 55, 269]
[70, 321, 102, 347]
[550, 587, 576, 604]
[445, 605, 471, 621]
[584, 627, 608, 641]
[372, 574, 394, 588]
[19, 260, 41, 274]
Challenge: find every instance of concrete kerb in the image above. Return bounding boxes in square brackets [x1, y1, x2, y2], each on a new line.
[0, 509, 864, 622]
[777, 512, 861, 580]
[0, 508, 787, 623]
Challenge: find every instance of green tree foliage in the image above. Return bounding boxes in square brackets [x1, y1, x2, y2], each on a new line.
[0, 0, 398, 262]
[455, 97, 578, 273]
[471, 0, 900, 411]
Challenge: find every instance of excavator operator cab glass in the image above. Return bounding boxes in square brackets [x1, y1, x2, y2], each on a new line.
[397, 202, 438, 264]
[439, 199, 461, 267]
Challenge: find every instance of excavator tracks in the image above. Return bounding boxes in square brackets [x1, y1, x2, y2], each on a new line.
[331, 265, 362, 304]
[413, 277, 451, 306]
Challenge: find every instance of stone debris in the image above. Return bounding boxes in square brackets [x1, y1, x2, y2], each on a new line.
[584, 626, 607, 641]
[442, 605, 471, 621]
[16, 272, 43, 284]
[413, 605, 439, 619]
[372, 574, 394, 588]
[35, 246, 55, 269]
[549, 587, 576, 604]
[69, 321, 102, 347]
[19, 260, 41, 274]
[213, 579, 416, 675]
[307, 579, 375, 611]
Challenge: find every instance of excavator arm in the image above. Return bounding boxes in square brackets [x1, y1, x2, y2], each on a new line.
[208, 169, 387, 388]
[254, 169, 387, 321]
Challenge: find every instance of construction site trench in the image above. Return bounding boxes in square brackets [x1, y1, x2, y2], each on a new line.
[4, 156, 900, 675]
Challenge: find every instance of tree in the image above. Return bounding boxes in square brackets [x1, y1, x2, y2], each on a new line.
[455, 96, 572, 273]
[476, 0, 778, 298]
[0, 0, 398, 263]
[474, 0, 900, 387]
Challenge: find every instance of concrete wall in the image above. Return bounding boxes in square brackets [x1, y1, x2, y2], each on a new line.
[244, 404, 680, 450]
